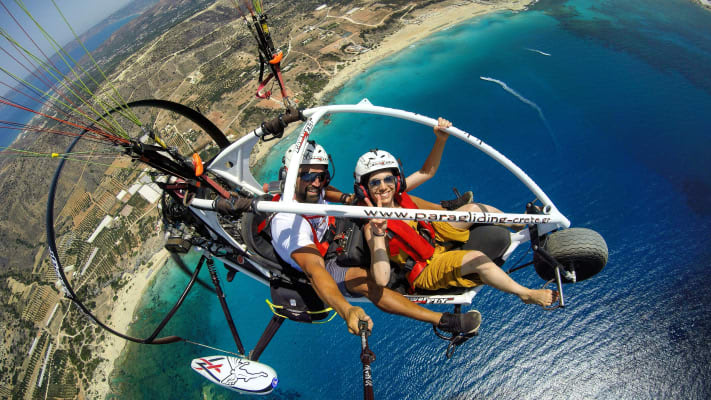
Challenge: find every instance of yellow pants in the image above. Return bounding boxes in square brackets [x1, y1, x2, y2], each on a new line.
[391, 218, 481, 291]
[412, 250, 484, 291]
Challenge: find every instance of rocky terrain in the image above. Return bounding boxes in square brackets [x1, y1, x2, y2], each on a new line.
[0, 0, 466, 397]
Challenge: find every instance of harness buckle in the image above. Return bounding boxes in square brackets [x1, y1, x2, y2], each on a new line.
[405, 259, 429, 293]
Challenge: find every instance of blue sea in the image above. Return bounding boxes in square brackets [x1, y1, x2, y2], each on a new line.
[112, 0, 711, 398]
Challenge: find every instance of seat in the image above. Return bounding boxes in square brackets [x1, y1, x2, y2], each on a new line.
[461, 224, 511, 266]
[240, 211, 329, 321]
[240, 211, 292, 274]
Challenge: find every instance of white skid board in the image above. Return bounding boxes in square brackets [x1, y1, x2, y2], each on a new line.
[191, 356, 278, 395]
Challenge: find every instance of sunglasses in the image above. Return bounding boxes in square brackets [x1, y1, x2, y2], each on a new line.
[299, 170, 330, 183]
[368, 175, 397, 188]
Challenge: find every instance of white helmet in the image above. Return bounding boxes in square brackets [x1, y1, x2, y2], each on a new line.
[354, 149, 401, 183]
[282, 140, 329, 169]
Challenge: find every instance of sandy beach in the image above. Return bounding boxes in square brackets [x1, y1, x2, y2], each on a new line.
[249, 123, 300, 170]
[249, 0, 535, 168]
[316, 0, 534, 103]
[90, 1, 534, 397]
[90, 248, 171, 400]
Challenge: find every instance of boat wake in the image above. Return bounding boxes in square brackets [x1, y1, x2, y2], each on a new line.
[525, 48, 552, 56]
[480, 76, 559, 149]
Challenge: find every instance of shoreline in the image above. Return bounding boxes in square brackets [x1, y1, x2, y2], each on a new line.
[249, 0, 535, 170]
[90, 248, 171, 400]
[316, 0, 533, 104]
[94, 1, 535, 397]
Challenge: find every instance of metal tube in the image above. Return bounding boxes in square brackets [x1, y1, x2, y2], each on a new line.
[206, 257, 246, 355]
[554, 266, 566, 308]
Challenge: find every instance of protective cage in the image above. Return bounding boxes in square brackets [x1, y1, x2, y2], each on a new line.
[46, 99, 229, 343]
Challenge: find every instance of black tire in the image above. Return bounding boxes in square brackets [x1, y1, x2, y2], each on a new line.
[534, 228, 608, 283]
[46, 100, 228, 342]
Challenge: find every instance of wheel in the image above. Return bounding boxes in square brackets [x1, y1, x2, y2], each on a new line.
[46, 99, 228, 341]
[534, 228, 608, 283]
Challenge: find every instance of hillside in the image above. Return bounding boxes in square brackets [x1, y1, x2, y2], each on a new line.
[0, 0, 464, 396]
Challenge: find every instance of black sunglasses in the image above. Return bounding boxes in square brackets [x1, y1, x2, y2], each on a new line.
[368, 175, 397, 188]
[299, 170, 330, 183]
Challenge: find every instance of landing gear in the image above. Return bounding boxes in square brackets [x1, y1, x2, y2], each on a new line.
[534, 228, 608, 283]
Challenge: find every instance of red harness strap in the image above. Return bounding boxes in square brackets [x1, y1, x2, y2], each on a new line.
[303, 215, 335, 257]
[256, 194, 281, 234]
[387, 220, 434, 261]
[386, 193, 437, 289]
[256, 194, 334, 256]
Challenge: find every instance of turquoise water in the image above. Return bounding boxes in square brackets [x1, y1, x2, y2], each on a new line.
[114, 0, 711, 398]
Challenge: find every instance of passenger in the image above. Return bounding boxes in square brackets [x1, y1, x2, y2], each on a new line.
[356, 118, 557, 307]
[270, 140, 482, 336]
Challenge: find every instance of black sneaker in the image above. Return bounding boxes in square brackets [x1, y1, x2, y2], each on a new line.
[437, 310, 482, 335]
[440, 191, 473, 210]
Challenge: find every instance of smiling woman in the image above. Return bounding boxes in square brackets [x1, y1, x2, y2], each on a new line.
[2, 0, 708, 397]
[352, 124, 560, 305]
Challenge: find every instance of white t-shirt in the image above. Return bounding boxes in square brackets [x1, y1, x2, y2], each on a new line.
[270, 197, 330, 271]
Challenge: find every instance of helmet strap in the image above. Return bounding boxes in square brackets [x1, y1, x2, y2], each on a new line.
[326, 153, 335, 187]
[354, 183, 369, 203]
[395, 160, 407, 194]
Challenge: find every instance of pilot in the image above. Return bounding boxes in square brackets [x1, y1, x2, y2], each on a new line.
[269, 140, 482, 336]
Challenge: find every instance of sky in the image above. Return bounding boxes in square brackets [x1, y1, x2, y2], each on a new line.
[1, 0, 134, 89]
[1, 0, 133, 42]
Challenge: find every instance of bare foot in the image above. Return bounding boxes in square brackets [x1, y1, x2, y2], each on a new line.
[519, 288, 558, 307]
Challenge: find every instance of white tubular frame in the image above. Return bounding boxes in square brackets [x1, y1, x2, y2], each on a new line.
[205, 99, 570, 232]
[208, 131, 264, 194]
[200, 99, 571, 304]
[221, 99, 570, 233]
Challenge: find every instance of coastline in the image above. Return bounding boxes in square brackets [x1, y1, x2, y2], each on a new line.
[90, 248, 171, 400]
[249, 123, 300, 171]
[316, 0, 534, 104]
[95, 1, 535, 397]
[249, 0, 534, 168]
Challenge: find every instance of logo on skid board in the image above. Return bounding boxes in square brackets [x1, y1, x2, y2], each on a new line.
[191, 356, 277, 394]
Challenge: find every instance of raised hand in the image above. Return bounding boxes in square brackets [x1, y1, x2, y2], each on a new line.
[433, 117, 452, 140]
[364, 194, 387, 240]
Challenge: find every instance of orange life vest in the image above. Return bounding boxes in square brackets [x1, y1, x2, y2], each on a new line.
[386, 193, 436, 290]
